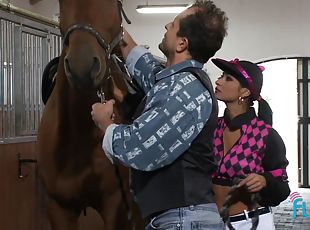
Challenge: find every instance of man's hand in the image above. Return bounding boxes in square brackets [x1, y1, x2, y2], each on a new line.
[91, 100, 115, 132]
[238, 173, 267, 193]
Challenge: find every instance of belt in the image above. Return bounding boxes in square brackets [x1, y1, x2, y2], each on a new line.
[228, 207, 271, 223]
[145, 210, 167, 224]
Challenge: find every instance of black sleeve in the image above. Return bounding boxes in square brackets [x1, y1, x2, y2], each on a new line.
[259, 128, 290, 207]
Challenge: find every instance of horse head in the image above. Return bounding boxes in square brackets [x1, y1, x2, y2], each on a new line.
[59, 0, 124, 91]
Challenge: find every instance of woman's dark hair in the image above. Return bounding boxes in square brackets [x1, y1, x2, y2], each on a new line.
[258, 98, 273, 126]
[177, 0, 228, 63]
[235, 65, 273, 126]
[236, 65, 273, 126]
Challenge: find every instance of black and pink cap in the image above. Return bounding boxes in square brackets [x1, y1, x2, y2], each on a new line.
[212, 58, 265, 100]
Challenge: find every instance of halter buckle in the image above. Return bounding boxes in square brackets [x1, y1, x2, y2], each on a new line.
[97, 89, 106, 103]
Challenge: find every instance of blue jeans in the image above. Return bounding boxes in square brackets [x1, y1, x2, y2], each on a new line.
[145, 203, 224, 230]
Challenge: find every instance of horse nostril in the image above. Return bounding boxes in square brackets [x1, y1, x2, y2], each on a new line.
[64, 57, 72, 76]
[90, 56, 101, 79]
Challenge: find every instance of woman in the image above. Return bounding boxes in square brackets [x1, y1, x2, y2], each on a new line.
[211, 58, 290, 230]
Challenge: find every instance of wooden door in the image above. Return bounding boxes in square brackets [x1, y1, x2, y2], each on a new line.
[0, 142, 107, 230]
[0, 142, 50, 230]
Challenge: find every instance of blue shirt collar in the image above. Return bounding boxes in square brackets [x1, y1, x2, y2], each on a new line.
[155, 60, 204, 81]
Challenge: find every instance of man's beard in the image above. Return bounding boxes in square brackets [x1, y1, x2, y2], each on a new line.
[158, 41, 168, 58]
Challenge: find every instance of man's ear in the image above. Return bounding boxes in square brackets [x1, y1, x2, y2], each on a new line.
[176, 37, 188, 53]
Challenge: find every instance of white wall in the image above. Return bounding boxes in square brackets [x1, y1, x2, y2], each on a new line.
[13, 0, 310, 79]
[10, 0, 58, 19]
[260, 59, 298, 189]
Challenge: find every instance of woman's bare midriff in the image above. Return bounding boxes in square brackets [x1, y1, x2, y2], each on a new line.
[213, 184, 261, 216]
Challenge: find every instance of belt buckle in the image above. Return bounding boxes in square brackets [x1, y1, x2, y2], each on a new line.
[150, 217, 157, 229]
[146, 210, 166, 227]
[243, 209, 250, 220]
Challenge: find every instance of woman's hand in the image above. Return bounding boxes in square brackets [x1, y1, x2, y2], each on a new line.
[91, 100, 115, 132]
[238, 173, 267, 193]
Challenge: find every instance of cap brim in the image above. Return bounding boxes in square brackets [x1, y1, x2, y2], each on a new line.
[211, 58, 244, 80]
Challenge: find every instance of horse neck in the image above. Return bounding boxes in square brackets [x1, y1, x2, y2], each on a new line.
[53, 64, 101, 134]
[52, 58, 128, 133]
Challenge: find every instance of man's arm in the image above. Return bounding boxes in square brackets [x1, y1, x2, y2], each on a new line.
[102, 74, 213, 171]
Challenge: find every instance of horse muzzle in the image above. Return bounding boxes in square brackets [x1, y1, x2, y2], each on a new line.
[64, 53, 106, 90]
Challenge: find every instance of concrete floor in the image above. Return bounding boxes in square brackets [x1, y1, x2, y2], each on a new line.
[274, 188, 310, 230]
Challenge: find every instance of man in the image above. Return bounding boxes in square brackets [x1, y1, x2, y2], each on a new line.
[91, 0, 228, 229]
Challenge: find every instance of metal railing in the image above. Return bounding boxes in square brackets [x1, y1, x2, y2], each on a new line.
[0, 4, 61, 144]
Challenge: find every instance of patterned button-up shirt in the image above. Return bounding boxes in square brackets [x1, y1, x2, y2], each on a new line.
[102, 46, 213, 171]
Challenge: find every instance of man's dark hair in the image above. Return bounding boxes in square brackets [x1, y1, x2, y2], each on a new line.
[177, 0, 228, 63]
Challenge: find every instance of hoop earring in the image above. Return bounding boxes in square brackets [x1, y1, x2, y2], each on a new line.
[238, 96, 244, 105]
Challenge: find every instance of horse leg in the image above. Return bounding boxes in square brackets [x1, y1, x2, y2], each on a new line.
[130, 200, 145, 230]
[97, 192, 130, 230]
[47, 198, 80, 230]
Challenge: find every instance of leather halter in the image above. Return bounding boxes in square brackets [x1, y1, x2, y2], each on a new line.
[63, 0, 130, 60]
[62, 0, 131, 102]
[63, 23, 123, 61]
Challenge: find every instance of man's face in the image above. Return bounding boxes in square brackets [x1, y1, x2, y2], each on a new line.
[159, 7, 196, 58]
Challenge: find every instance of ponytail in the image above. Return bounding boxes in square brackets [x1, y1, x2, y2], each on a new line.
[257, 97, 273, 126]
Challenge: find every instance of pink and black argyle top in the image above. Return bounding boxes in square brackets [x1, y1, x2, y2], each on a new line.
[212, 108, 288, 186]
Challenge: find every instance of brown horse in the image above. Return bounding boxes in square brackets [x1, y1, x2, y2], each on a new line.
[37, 0, 143, 229]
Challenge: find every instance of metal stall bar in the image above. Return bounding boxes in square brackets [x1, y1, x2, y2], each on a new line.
[0, 19, 3, 140]
[297, 58, 310, 187]
[0, 6, 61, 144]
[18, 28, 47, 137]
[1, 19, 15, 138]
[8, 20, 14, 137]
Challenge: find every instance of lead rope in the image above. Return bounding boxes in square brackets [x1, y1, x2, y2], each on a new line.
[101, 2, 135, 228]
[114, 165, 135, 230]
[118, 0, 131, 24]
[96, 92, 135, 230]
[221, 177, 260, 230]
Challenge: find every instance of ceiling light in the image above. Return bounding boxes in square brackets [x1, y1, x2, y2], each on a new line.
[136, 4, 189, 14]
